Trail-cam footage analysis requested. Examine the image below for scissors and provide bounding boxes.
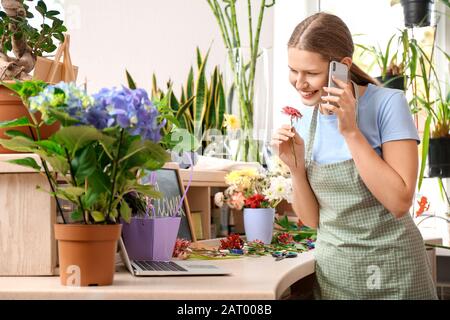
[272,251,298,261]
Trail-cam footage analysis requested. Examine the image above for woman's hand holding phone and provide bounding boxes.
[321,76,359,137]
[271,125,305,171]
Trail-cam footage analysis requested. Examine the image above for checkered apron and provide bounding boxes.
[306,81,437,300]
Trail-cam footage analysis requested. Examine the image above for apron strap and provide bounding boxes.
[305,81,360,165]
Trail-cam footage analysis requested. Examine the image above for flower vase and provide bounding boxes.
[224,47,271,163]
[243,208,275,244]
[121,216,181,262]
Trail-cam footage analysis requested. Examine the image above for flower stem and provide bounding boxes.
[64,147,87,224]
[107,129,124,220]
[290,118,297,168]
[26,115,66,224]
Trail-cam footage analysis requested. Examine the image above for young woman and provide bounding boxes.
[271,12,437,300]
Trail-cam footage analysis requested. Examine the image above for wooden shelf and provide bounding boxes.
[0,153,56,276]
[180,168,228,240]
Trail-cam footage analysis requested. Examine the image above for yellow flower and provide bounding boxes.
[223,114,240,130]
[225,168,260,190]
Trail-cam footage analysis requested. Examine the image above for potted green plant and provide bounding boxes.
[0,0,68,152]
[356,30,409,90]
[0,80,170,286]
[401,28,450,188]
[358,22,449,191]
[151,48,226,163]
[0,0,66,80]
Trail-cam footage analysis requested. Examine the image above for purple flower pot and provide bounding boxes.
[121,216,181,261]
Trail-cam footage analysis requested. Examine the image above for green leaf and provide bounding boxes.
[81,189,100,209]
[4,130,32,139]
[216,74,226,129]
[38,0,47,11]
[119,200,131,223]
[196,46,203,70]
[43,44,57,53]
[61,186,85,198]
[125,70,137,89]
[2,80,47,102]
[418,115,432,190]
[36,5,45,16]
[91,211,106,223]
[111,208,119,219]
[46,10,59,17]
[193,58,208,137]
[206,67,218,129]
[53,32,64,42]
[0,117,34,129]
[151,73,158,99]
[87,169,111,195]
[72,145,97,182]
[131,184,162,199]
[163,114,180,127]
[35,151,69,176]
[275,216,291,229]
[53,126,108,157]
[176,96,195,121]
[121,139,169,170]
[35,140,64,155]
[70,210,83,222]
[7,157,41,171]
[53,189,76,202]
[186,67,194,98]
[0,136,38,152]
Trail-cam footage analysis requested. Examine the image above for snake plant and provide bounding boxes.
[151,47,227,147]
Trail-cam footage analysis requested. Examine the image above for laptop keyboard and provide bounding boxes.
[134,260,188,272]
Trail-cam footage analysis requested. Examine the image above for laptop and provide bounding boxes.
[119,237,230,276]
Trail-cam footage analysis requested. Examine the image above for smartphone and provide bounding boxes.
[327,61,348,107]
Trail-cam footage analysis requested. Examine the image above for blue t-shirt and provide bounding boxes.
[294,83,420,165]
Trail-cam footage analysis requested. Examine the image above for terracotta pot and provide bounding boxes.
[0,83,60,153]
[54,224,122,286]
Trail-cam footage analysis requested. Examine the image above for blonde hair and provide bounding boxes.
[288,12,379,86]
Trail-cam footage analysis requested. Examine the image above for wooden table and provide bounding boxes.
[0,238,316,300]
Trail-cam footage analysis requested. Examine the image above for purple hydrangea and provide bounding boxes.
[85,86,164,142]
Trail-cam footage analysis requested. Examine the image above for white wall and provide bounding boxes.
[272,0,318,133]
[62,0,274,97]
